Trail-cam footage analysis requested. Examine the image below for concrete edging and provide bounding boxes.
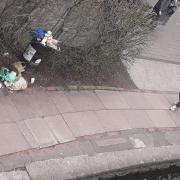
[25,145,180,180]
[45,85,179,94]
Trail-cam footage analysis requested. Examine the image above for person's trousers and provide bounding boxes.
[176,101,180,108]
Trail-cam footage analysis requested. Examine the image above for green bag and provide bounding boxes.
[0,67,16,83]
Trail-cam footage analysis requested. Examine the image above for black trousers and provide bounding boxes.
[176,92,180,108]
[176,101,180,108]
[153,0,172,13]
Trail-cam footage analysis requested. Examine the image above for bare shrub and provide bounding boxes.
[0,0,156,85]
[0,0,42,58]
[42,0,155,84]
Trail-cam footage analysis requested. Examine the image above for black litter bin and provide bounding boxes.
[22,40,52,66]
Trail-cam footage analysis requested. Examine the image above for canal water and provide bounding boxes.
[102,166,180,180]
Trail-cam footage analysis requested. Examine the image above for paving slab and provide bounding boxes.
[164,93,178,105]
[10,92,40,120]
[119,128,148,136]
[10,90,58,119]
[44,115,75,143]
[0,170,30,180]
[29,141,82,162]
[151,131,170,147]
[16,121,39,148]
[0,88,9,96]
[0,123,29,156]
[126,8,180,91]
[122,110,154,129]
[24,118,57,148]
[142,7,180,63]
[165,130,180,145]
[168,110,180,127]
[90,135,132,153]
[77,140,96,156]
[146,110,176,128]
[127,59,180,91]
[93,137,127,147]
[0,95,21,123]
[65,90,104,111]
[128,133,154,148]
[121,92,152,109]
[63,111,105,137]
[27,90,59,117]
[95,90,129,109]
[47,91,75,113]
[143,93,170,109]
[95,110,131,132]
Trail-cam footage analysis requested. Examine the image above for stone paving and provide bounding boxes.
[1,119,180,179]
[0,88,179,173]
[0,90,177,155]
[126,6,180,91]
[0,89,178,155]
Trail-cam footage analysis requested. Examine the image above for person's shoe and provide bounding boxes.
[169,105,177,111]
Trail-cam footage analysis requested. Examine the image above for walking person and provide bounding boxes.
[169,92,180,111]
[153,0,177,16]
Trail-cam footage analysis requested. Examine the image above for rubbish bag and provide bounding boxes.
[11,61,26,75]
[0,67,16,84]
[0,66,27,90]
[8,76,27,91]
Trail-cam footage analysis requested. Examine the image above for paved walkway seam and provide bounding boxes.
[138,55,180,65]
[46,86,179,94]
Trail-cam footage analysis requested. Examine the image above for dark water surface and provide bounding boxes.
[102,166,180,180]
